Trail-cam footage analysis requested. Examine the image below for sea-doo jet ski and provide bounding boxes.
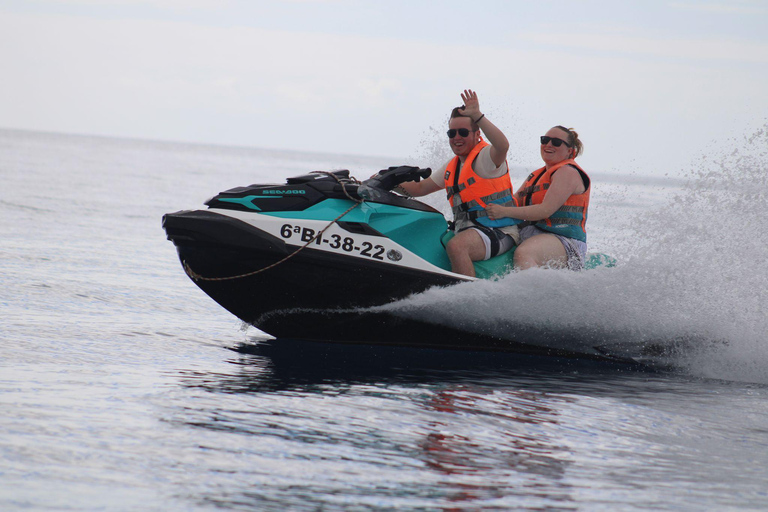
[163,166,620,359]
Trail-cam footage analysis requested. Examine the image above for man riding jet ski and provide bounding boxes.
[398,89,520,277]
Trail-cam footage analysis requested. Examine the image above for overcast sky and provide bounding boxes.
[1,0,766,175]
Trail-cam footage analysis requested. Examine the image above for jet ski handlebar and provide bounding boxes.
[357,165,432,200]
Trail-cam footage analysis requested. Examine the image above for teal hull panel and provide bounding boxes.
[264,199,453,270]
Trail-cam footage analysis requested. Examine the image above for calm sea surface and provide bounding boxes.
[2,128,768,511]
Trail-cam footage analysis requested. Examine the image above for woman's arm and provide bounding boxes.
[486,166,584,221]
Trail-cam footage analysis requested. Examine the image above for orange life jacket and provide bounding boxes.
[444,141,517,229]
[517,159,590,242]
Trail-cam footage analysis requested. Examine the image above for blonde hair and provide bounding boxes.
[554,125,583,158]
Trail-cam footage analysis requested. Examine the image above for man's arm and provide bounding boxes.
[398,177,442,197]
[460,89,509,168]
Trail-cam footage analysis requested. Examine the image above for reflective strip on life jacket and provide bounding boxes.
[453,190,513,211]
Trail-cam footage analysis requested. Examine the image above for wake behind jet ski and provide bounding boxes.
[162,166,619,360]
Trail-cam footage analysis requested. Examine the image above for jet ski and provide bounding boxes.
[163,166,621,360]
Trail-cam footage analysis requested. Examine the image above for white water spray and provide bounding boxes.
[383,124,768,383]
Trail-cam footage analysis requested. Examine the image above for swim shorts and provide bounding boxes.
[462,225,516,260]
[519,225,587,270]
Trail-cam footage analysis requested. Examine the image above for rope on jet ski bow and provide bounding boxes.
[183,171,363,282]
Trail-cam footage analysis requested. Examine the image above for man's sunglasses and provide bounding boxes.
[540,136,571,148]
[447,128,473,138]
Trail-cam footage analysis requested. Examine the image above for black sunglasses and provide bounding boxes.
[540,135,571,148]
[447,128,472,138]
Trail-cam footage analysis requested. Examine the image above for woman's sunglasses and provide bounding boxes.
[540,136,571,148]
[447,128,472,138]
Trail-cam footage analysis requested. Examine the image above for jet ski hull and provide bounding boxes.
[163,168,626,363]
[163,209,463,327]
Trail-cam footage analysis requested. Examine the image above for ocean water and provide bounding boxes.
[2,127,768,510]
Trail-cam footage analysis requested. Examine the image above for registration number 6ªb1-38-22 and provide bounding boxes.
[280,224,385,260]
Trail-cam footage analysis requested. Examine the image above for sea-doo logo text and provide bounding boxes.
[262,190,305,195]
[279,223,385,261]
